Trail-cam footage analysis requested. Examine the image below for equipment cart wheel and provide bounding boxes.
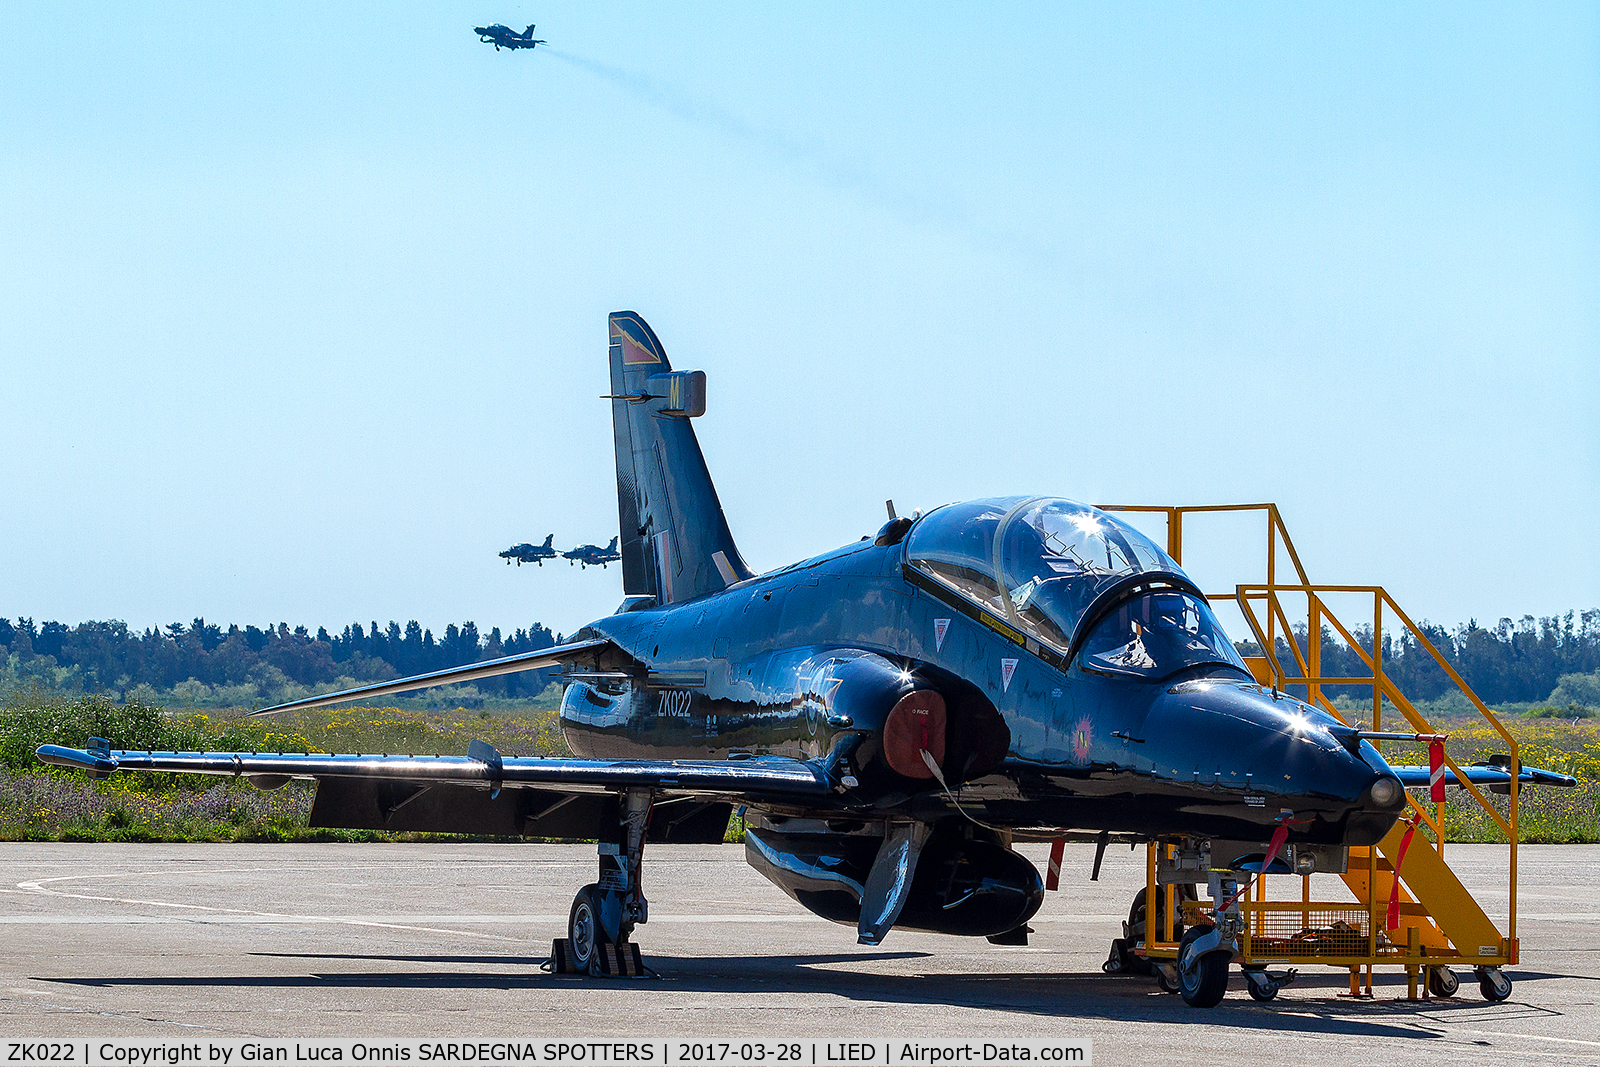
[1177,925,1229,1008]
[1475,966,1512,1002]
[1155,964,1180,994]
[1243,969,1278,1001]
[1427,965,1460,998]
[567,884,605,974]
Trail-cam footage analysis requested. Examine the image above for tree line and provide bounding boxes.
[0,616,560,707]
[1240,609,1600,707]
[2,608,1598,711]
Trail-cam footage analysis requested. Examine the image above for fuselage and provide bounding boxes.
[560,499,1406,847]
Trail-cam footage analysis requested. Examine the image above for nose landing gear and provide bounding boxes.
[1177,924,1234,1007]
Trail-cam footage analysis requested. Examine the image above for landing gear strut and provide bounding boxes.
[1175,869,1246,1007]
[553,787,653,977]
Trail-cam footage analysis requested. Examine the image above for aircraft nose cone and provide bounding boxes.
[1143,678,1406,845]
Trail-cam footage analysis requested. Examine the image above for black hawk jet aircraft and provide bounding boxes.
[501,534,557,566]
[40,311,1576,1005]
[563,536,621,569]
[474,23,545,50]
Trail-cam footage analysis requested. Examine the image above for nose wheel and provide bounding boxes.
[1177,925,1231,1007]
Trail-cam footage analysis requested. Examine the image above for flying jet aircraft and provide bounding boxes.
[474,23,545,50]
[39,311,1576,1005]
[500,534,558,566]
[563,536,621,569]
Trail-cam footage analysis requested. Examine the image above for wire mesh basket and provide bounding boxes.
[1245,907,1371,958]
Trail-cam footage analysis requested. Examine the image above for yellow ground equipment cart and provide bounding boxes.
[1095,504,1548,1006]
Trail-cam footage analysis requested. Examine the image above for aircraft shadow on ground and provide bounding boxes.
[38,955,1560,1039]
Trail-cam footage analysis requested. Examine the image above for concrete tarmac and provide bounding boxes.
[1,842,1597,1065]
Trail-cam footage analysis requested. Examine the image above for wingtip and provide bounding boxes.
[36,743,118,774]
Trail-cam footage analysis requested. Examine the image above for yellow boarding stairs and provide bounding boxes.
[1096,504,1531,1005]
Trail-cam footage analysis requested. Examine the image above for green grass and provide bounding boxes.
[1,694,570,843]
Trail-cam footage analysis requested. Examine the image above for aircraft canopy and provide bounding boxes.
[906,497,1247,678]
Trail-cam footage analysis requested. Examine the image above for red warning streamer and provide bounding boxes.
[1216,821,1292,913]
[1428,739,1446,803]
[1386,815,1422,931]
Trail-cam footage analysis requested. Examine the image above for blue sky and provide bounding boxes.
[3,2,1596,641]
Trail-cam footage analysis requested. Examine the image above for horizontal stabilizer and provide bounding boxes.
[249,637,613,715]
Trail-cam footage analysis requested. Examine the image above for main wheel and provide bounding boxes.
[568,884,605,974]
[1177,925,1229,1008]
[1427,965,1459,998]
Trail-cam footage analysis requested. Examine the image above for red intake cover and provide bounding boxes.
[882,690,947,779]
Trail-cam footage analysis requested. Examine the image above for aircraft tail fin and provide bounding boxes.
[608,311,752,605]
[542,534,554,549]
[525,24,536,36]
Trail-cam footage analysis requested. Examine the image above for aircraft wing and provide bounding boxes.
[32,742,838,799]
[1389,763,1579,789]
[34,632,849,828]
[248,636,614,716]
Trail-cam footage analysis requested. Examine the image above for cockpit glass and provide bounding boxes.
[996,499,1171,649]
[1079,590,1248,679]
[906,496,1192,653]
[902,499,1010,614]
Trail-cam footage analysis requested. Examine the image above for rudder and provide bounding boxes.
[608,312,752,605]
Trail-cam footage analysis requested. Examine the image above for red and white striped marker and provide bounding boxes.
[1046,837,1065,891]
[1428,739,1446,803]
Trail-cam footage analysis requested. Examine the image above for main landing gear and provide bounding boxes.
[1103,884,1197,976]
[551,787,653,978]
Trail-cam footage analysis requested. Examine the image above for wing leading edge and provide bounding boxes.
[34,740,842,800]
[249,636,613,716]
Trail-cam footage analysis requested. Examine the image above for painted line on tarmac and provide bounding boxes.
[8,882,526,942]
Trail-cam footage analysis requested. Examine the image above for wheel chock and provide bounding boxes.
[549,938,645,977]
[596,941,645,977]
